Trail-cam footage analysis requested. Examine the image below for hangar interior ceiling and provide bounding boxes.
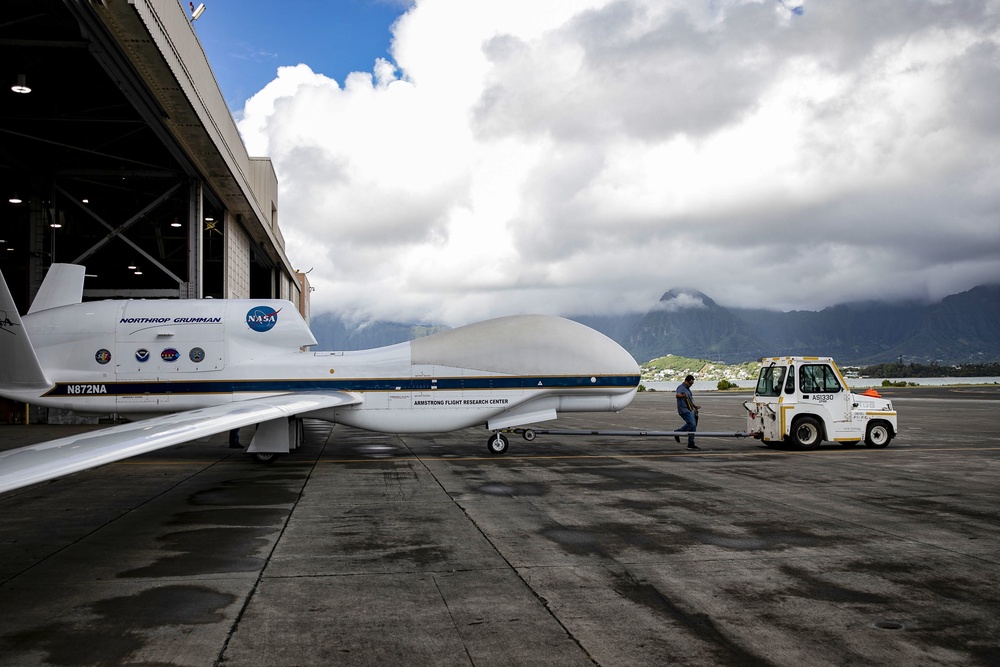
[0,0,280,312]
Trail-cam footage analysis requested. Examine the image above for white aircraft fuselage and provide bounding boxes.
[0,264,640,492]
[14,297,639,432]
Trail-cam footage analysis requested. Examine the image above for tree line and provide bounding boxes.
[859,362,1000,378]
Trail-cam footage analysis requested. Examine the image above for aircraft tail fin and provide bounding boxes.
[0,269,51,392]
[28,263,85,314]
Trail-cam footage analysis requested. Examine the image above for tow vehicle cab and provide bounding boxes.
[744,356,897,450]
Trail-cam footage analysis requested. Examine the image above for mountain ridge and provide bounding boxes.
[307,284,1000,365]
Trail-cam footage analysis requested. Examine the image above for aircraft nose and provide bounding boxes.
[606,338,642,381]
[560,318,640,384]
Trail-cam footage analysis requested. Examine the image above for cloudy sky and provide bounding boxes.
[196,0,1000,325]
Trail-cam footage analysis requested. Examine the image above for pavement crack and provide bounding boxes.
[212,425,332,667]
[431,573,476,666]
[399,436,600,667]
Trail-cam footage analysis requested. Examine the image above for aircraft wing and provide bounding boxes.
[0,392,361,495]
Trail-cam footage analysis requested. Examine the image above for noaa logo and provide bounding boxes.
[246,306,280,333]
[135,348,150,363]
[161,348,180,363]
[95,349,111,365]
[0,310,19,335]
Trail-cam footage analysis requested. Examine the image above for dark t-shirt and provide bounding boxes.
[676,383,694,414]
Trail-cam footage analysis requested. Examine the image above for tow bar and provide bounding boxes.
[503,428,753,441]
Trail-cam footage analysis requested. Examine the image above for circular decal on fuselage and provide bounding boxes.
[95,349,111,365]
[189,347,205,363]
[161,348,180,363]
[135,348,150,363]
[246,306,280,332]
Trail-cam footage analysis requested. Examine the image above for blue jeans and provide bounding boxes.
[677,410,697,446]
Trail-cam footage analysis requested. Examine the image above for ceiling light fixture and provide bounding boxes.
[8,195,22,204]
[11,74,31,94]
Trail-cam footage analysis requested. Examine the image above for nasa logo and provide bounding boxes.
[95,349,111,365]
[161,348,180,363]
[135,348,150,363]
[246,306,280,333]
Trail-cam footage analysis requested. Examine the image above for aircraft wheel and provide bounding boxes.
[522,429,536,441]
[486,433,509,455]
[790,416,823,450]
[864,422,892,448]
[251,452,280,464]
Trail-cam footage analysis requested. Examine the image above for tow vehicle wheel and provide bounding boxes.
[251,452,280,464]
[486,432,509,455]
[790,416,823,450]
[522,429,536,442]
[864,422,892,448]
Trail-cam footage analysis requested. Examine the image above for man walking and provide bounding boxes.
[675,375,700,450]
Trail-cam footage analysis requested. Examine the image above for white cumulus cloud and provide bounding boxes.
[238,0,1000,325]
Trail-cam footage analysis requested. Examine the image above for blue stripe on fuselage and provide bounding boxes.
[43,375,641,397]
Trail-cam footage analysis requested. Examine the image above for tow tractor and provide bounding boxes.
[744,356,897,450]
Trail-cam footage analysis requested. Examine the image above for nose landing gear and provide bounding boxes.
[486,432,509,455]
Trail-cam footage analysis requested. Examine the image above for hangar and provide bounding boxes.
[1,0,304,310]
[1,0,307,422]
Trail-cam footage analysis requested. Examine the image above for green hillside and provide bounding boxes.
[641,354,760,384]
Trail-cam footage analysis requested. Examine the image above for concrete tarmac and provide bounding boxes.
[0,386,998,666]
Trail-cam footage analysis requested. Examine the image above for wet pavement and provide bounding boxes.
[0,386,998,665]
